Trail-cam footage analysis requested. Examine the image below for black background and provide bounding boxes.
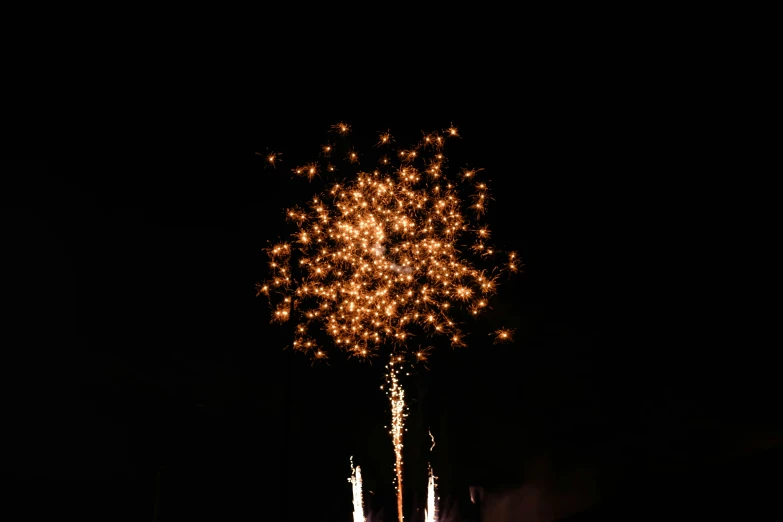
[6,49,780,521]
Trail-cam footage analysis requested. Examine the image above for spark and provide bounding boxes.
[507,251,521,273]
[310,349,328,366]
[258,151,281,168]
[292,162,318,181]
[377,131,393,146]
[450,332,466,348]
[349,457,365,522]
[460,167,483,179]
[415,346,433,363]
[260,122,518,363]
[333,122,351,134]
[493,328,515,344]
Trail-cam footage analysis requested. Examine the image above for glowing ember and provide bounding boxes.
[349,457,365,522]
[493,327,515,344]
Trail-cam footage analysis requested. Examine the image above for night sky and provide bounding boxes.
[6,90,780,521]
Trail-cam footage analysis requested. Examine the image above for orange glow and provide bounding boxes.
[378,131,393,146]
[333,122,351,134]
[259,151,280,168]
[260,122,518,363]
[493,328,515,344]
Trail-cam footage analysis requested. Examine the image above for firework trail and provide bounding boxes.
[425,463,437,522]
[425,428,438,522]
[349,457,365,522]
[258,123,518,364]
[386,357,406,522]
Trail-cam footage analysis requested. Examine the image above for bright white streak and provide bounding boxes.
[425,464,437,522]
[350,457,365,522]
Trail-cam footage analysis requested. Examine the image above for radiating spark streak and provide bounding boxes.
[425,463,437,522]
[333,122,351,134]
[388,359,406,522]
[349,457,365,522]
[260,122,518,364]
[257,151,281,168]
[492,327,515,344]
[429,428,436,452]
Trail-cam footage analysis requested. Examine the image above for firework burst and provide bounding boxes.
[259,123,517,363]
